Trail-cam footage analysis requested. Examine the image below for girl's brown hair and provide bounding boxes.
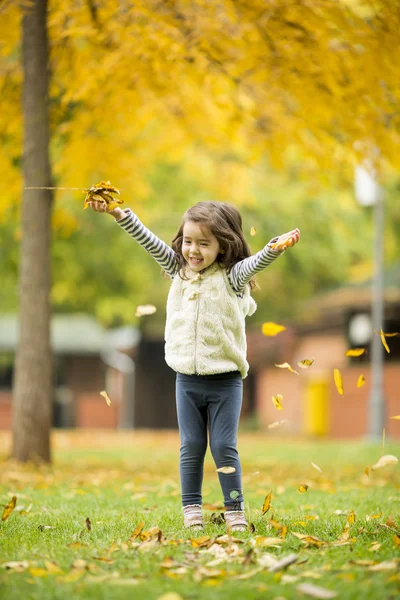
[171,201,258,290]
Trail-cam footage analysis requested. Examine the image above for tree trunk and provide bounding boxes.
[12,0,53,462]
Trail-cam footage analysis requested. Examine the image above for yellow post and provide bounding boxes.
[304,378,328,436]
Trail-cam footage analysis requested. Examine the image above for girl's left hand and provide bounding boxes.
[270,228,300,251]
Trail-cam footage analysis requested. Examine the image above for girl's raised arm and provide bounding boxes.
[116,209,178,277]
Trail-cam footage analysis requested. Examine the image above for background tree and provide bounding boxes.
[12,0,53,462]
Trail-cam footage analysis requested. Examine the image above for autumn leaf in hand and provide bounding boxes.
[83,180,123,210]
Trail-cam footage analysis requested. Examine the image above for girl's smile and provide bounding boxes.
[182,221,222,271]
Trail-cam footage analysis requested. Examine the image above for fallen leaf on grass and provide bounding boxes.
[268,420,288,429]
[275,362,299,375]
[345,348,365,357]
[2,495,16,521]
[297,582,337,598]
[356,375,366,388]
[368,542,381,552]
[347,510,356,525]
[262,492,272,515]
[291,532,327,547]
[100,390,112,406]
[366,513,382,521]
[333,369,344,396]
[268,553,298,572]
[368,560,399,571]
[393,534,400,547]
[371,455,398,470]
[255,536,285,547]
[311,463,322,473]
[262,322,286,336]
[1,561,30,571]
[272,394,283,410]
[135,304,157,317]
[86,517,92,531]
[297,358,314,368]
[215,466,236,474]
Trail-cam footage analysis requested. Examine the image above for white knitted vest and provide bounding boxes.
[164,262,257,378]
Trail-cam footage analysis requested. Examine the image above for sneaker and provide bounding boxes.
[224,510,248,532]
[183,504,203,529]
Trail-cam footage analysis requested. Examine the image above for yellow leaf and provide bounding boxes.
[250,227,257,236]
[347,510,356,525]
[345,348,365,357]
[380,329,390,353]
[333,369,344,395]
[268,420,288,429]
[371,454,398,470]
[261,322,286,336]
[255,536,284,547]
[393,534,400,547]
[2,496,16,521]
[272,394,283,410]
[298,484,309,493]
[130,522,145,540]
[262,492,272,515]
[135,304,157,317]
[356,375,366,388]
[29,568,49,577]
[311,462,322,473]
[215,466,236,474]
[100,390,112,406]
[365,467,370,476]
[390,415,400,420]
[297,358,314,368]
[296,583,337,598]
[366,513,382,521]
[368,541,381,552]
[275,362,299,375]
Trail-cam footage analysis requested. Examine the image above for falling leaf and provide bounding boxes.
[311,462,322,473]
[379,329,390,353]
[347,510,356,525]
[333,369,344,396]
[100,390,112,406]
[297,358,315,368]
[268,420,288,429]
[371,454,398,470]
[250,227,257,236]
[345,348,365,357]
[262,492,272,515]
[298,484,309,493]
[275,362,299,375]
[2,496,16,521]
[262,322,286,336]
[215,466,236,474]
[135,304,157,317]
[272,394,283,410]
[382,427,386,451]
[391,415,400,420]
[356,375,366,388]
[365,467,370,476]
[296,582,337,599]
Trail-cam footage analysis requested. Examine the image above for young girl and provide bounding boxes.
[88,199,300,531]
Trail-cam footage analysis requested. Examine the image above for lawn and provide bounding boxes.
[1,430,399,600]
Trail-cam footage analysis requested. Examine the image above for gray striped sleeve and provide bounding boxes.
[228,239,284,293]
[116,209,178,277]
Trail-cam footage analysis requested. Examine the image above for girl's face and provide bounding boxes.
[182,220,222,272]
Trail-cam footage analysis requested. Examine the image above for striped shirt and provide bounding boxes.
[116,209,283,294]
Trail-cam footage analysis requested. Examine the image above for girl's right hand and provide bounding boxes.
[86,200,125,220]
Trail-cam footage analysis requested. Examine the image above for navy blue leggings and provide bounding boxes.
[176,371,244,509]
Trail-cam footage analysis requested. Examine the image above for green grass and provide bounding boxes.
[1,431,400,599]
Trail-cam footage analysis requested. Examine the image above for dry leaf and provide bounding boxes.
[298,484,309,493]
[391,415,400,420]
[393,534,400,547]
[255,536,285,547]
[262,492,272,515]
[368,560,399,571]
[2,496,16,521]
[371,454,398,470]
[86,517,92,531]
[83,180,122,209]
[356,375,366,388]
[272,394,283,410]
[368,541,381,552]
[296,582,337,599]
[250,227,257,236]
[135,304,157,317]
[275,362,299,375]
[345,348,365,357]
[268,420,288,429]
[347,510,356,525]
[333,369,344,396]
[297,358,315,368]
[379,329,390,353]
[100,390,112,406]
[262,322,286,336]
[215,466,236,474]
[311,462,322,473]
[268,553,298,572]
[1,561,30,571]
